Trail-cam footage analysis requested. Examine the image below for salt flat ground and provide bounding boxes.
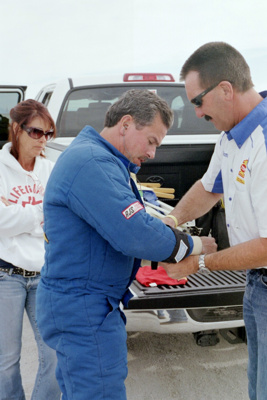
[21,313,249,400]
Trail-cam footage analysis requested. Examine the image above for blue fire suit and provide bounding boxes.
[36,126,193,400]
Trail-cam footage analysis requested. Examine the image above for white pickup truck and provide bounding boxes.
[0,75,246,346]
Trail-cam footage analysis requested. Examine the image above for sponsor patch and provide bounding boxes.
[236,176,245,184]
[122,201,144,219]
[236,159,248,184]
[174,240,188,262]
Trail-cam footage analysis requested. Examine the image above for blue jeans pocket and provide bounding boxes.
[260,275,267,287]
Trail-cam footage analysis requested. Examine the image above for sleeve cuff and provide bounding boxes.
[162,227,192,263]
[191,236,203,255]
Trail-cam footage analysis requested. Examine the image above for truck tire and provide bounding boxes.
[193,331,220,347]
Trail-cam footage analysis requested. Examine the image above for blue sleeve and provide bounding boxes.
[67,155,193,262]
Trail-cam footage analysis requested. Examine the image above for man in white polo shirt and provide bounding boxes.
[162,42,267,400]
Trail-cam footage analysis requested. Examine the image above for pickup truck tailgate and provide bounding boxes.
[127,270,246,309]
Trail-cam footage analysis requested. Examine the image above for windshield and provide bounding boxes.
[57,84,218,137]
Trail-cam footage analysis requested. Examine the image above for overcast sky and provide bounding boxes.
[2,0,267,98]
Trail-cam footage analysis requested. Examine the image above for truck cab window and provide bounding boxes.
[0,90,23,148]
[42,92,53,107]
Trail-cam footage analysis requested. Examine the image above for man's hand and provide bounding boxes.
[200,236,217,254]
[161,237,217,280]
[161,256,199,280]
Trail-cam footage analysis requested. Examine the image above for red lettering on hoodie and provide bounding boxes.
[8,185,43,206]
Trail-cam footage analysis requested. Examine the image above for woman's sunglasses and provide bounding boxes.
[21,125,54,141]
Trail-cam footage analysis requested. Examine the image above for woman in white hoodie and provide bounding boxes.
[0,100,61,400]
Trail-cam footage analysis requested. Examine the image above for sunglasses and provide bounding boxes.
[190,83,219,107]
[21,125,54,141]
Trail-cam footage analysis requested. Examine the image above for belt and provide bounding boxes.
[0,266,40,277]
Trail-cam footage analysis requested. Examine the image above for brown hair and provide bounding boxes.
[9,99,56,159]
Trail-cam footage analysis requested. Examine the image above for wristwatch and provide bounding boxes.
[198,254,211,275]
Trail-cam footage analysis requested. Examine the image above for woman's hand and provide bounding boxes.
[1,196,10,206]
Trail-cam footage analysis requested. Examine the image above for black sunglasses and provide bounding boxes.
[22,125,54,141]
[190,83,219,107]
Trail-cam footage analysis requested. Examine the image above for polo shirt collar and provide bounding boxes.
[226,97,267,148]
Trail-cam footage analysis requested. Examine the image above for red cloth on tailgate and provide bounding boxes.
[136,265,187,287]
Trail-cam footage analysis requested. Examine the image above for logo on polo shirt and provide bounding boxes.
[236,159,248,184]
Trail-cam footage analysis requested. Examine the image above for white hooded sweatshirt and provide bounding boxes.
[0,143,54,271]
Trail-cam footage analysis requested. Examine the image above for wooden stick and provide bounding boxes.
[154,191,175,199]
[151,187,175,194]
[139,182,161,188]
[139,184,175,194]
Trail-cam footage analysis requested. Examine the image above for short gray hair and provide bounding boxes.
[180,42,254,93]
[104,89,173,129]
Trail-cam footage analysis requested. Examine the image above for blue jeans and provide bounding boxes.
[0,271,61,400]
[243,270,267,400]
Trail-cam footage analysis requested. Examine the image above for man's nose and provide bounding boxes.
[147,148,156,159]
[195,107,205,118]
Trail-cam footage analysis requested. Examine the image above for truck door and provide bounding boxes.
[0,86,27,148]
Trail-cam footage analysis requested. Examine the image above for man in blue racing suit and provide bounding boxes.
[36,89,216,400]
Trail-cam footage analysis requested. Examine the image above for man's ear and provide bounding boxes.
[119,115,133,136]
[219,81,233,100]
